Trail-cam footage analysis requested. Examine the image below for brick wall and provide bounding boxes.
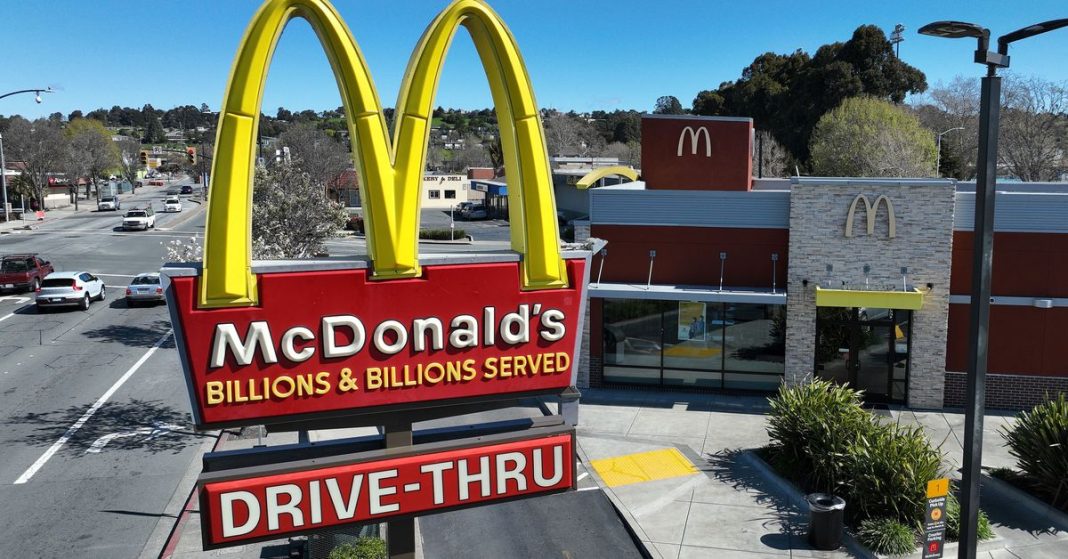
[944,372,1068,410]
[589,355,603,388]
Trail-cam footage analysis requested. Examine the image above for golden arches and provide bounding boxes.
[574,166,639,190]
[201,0,565,308]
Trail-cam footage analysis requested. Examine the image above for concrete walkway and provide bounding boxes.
[575,388,1068,559]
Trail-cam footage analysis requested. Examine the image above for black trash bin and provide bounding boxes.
[806,493,846,550]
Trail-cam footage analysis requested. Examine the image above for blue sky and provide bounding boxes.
[3,0,1067,120]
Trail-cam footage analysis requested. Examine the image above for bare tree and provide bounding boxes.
[913,77,981,178]
[3,118,68,208]
[450,135,491,172]
[278,122,350,188]
[754,130,791,178]
[544,112,585,156]
[252,159,348,259]
[1000,76,1068,182]
[116,138,144,187]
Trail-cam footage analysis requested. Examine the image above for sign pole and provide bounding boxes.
[385,420,416,559]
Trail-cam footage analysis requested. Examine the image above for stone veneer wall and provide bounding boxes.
[573,220,592,388]
[784,181,956,409]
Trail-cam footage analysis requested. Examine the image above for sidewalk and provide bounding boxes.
[575,388,1068,559]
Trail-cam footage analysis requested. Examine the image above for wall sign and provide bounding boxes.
[845,194,897,238]
[199,429,574,549]
[923,478,949,559]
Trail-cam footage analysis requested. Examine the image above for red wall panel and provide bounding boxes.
[946,304,1068,376]
[951,231,1068,297]
[641,116,753,191]
[590,225,789,288]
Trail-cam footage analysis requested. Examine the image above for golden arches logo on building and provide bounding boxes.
[845,194,896,239]
[201,0,565,308]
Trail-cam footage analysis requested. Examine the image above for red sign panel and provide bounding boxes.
[200,432,574,548]
[168,259,587,429]
[641,115,753,191]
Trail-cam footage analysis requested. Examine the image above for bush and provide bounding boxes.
[844,422,943,524]
[419,228,466,240]
[945,492,993,542]
[1000,393,1068,508]
[766,379,872,492]
[856,517,916,556]
[329,537,386,559]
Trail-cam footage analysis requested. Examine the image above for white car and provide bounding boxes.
[97,196,121,211]
[125,273,165,306]
[163,196,182,212]
[123,208,156,230]
[35,271,106,311]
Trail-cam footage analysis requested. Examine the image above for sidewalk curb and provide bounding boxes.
[981,472,1068,532]
[573,436,659,559]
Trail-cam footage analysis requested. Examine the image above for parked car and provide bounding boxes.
[462,204,488,220]
[35,271,106,311]
[0,254,54,292]
[134,180,144,188]
[180,184,194,195]
[122,207,156,230]
[456,201,475,213]
[125,273,165,306]
[97,196,121,211]
[163,196,182,212]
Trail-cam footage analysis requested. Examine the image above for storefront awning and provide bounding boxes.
[589,282,786,305]
[815,287,924,310]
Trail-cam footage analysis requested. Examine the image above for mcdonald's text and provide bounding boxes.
[200,433,574,547]
[169,260,586,428]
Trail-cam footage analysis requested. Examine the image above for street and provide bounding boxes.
[0,180,211,559]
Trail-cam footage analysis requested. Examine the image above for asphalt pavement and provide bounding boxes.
[0,180,212,559]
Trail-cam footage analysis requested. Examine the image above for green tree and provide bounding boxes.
[653,95,685,115]
[809,97,936,177]
[692,25,926,164]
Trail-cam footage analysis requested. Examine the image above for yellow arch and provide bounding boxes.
[201,0,565,308]
[574,166,639,190]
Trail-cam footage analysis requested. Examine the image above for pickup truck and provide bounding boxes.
[122,208,156,230]
[0,254,54,292]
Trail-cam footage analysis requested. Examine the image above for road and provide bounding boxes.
[0,180,211,559]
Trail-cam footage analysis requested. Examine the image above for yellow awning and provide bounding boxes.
[815,287,924,310]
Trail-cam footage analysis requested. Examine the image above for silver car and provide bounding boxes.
[35,271,106,311]
[125,273,165,306]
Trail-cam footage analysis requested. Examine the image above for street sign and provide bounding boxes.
[198,427,574,549]
[923,478,949,559]
[152,145,162,155]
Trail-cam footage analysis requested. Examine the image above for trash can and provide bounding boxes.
[806,493,846,550]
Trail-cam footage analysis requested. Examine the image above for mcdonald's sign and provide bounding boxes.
[163,0,592,430]
[845,194,897,238]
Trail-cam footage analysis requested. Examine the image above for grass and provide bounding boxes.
[419,228,466,240]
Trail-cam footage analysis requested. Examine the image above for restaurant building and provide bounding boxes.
[576,114,1068,410]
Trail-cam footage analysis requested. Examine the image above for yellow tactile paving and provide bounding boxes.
[590,448,699,488]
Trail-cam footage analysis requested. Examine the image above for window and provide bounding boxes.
[602,299,786,391]
[444,190,457,199]
[428,190,441,199]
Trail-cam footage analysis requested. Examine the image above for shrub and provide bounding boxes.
[419,228,466,240]
[844,422,944,524]
[944,492,993,542]
[329,537,386,559]
[766,379,872,492]
[1000,393,1068,508]
[856,517,916,556]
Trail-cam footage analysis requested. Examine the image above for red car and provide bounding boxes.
[0,254,55,292]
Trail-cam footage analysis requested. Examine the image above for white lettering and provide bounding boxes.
[458,456,492,501]
[265,484,304,531]
[449,315,478,348]
[220,491,260,538]
[280,326,315,363]
[533,446,564,487]
[420,462,454,505]
[539,309,566,342]
[499,304,530,345]
[496,451,527,494]
[368,469,400,514]
[483,307,496,346]
[309,480,321,525]
[210,322,277,368]
[326,475,363,519]
[412,317,444,352]
[373,320,408,355]
[322,315,366,358]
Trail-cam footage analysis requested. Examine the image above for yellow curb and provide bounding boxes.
[591,448,698,488]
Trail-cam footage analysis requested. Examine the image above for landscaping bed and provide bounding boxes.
[760,380,993,556]
[990,393,1068,516]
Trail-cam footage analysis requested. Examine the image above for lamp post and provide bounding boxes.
[919,18,1068,559]
[936,127,964,177]
[0,87,54,222]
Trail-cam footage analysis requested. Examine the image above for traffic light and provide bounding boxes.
[139,150,148,166]
[186,147,197,165]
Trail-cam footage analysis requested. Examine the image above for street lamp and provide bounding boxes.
[935,127,964,177]
[0,87,55,223]
[919,18,1068,559]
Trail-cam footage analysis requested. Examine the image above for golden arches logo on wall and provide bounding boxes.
[845,194,896,239]
[202,0,565,308]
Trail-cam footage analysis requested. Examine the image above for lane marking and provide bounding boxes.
[0,304,33,323]
[576,472,589,482]
[13,330,173,485]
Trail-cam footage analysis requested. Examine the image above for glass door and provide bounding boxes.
[815,308,910,404]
